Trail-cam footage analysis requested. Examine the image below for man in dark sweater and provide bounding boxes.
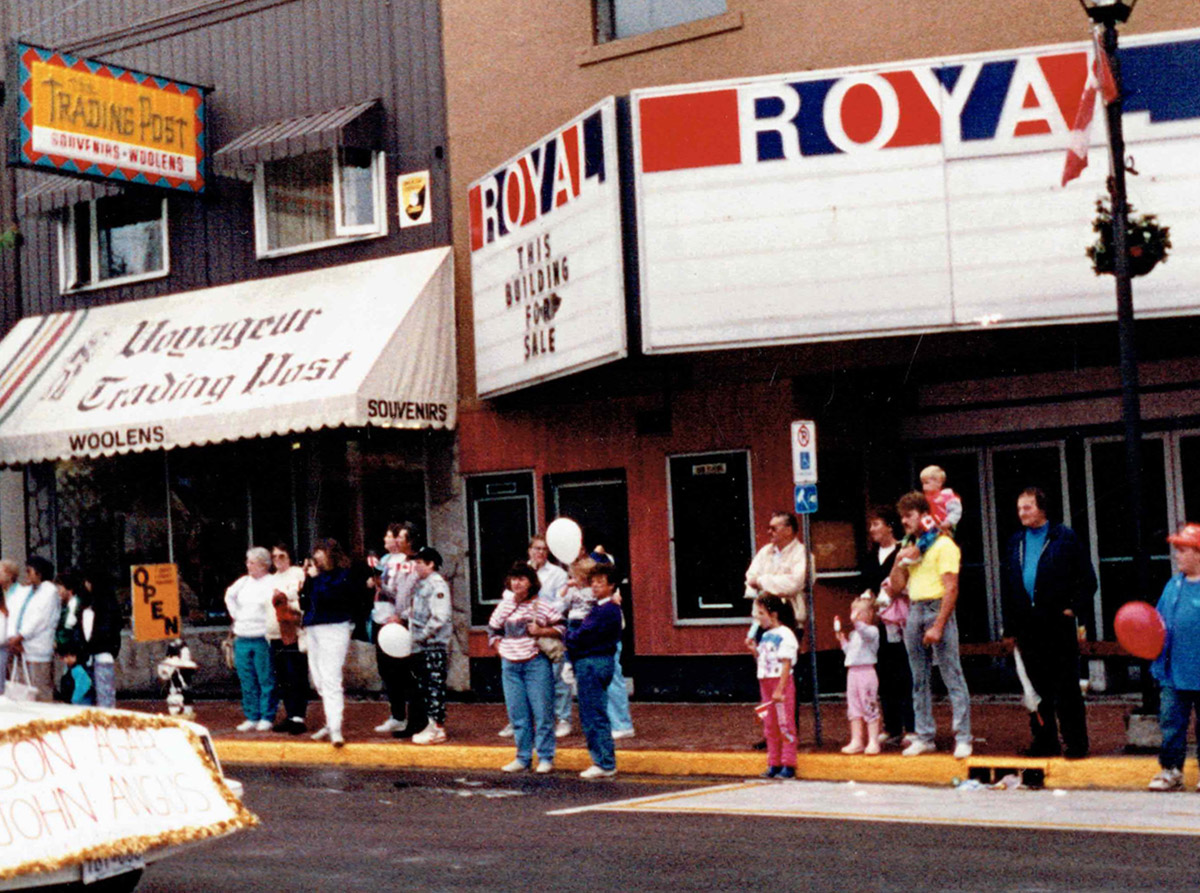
[565,564,624,779]
[1001,487,1098,758]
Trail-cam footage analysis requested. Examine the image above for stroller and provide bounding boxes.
[156,638,198,717]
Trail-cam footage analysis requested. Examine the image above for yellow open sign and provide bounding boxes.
[130,563,181,642]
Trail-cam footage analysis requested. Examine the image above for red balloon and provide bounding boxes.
[1114,601,1166,660]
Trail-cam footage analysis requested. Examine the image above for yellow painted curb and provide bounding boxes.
[214,739,1169,790]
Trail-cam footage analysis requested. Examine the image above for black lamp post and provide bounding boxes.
[1079,0,1155,713]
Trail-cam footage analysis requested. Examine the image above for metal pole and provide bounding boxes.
[1093,13,1156,715]
[802,513,821,745]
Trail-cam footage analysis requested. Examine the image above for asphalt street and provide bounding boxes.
[137,767,1199,892]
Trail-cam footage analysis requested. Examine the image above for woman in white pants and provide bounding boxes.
[300,540,358,747]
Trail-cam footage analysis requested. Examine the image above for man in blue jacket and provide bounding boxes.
[1001,487,1097,758]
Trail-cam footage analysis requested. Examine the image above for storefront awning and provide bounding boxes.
[212,99,382,178]
[0,247,455,465]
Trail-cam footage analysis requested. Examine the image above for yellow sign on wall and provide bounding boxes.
[130,563,181,642]
[15,42,208,192]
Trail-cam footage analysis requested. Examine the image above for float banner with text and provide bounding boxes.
[0,711,256,881]
[131,564,181,642]
[11,41,207,192]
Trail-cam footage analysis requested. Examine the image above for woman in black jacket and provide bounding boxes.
[301,539,359,747]
[862,506,914,746]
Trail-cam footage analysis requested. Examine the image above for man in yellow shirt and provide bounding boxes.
[888,491,973,759]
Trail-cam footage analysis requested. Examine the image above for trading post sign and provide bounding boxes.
[9,42,208,193]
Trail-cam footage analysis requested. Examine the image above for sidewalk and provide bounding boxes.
[126,694,1179,791]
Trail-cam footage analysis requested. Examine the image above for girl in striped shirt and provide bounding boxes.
[488,561,564,773]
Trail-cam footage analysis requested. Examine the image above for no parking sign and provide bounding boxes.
[791,420,817,485]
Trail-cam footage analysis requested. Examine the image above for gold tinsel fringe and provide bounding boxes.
[0,709,259,881]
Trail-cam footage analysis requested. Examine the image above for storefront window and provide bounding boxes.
[50,432,427,624]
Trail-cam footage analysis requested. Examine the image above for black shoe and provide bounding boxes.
[761,766,781,778]
[778,767,796,779]
[1020,743,1061,758]
[286,720,307,735]
[272,720,291,733]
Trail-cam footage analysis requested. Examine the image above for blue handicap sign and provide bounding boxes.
[794,483,818,515]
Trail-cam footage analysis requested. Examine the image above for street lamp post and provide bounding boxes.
[1079,0,1156,715]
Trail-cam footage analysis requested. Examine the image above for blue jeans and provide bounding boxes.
[903,600,971,745]
[92,659,116,708]
[607,639,633,732]
[234,636,276,722]
[553,659,573,723]
[501,655,556,765]
[575,654,616,770]
[1158,685,1200,771]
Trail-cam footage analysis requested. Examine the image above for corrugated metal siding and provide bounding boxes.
[5,0,451,321]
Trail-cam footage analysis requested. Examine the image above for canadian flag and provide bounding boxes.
[1061,28,1121,187]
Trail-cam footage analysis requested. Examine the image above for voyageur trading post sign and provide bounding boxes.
[9,41,208,193]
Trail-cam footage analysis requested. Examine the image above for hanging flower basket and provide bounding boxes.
[1086,197,1171,278]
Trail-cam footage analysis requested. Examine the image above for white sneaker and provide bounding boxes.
[902,739,937,757]
[254,719,273,732]
[535,760,554,774]
[953,741,973,759]
[498,724,515,738]
[311,726,330,741]
[580,765,617,779]
[331,731,345,748]
[1148,768,1184,792]
[501,759,528,773]
[412,723,447,745]
[375,717,407,734]
[235,720,255,732]
[554,720,572,738]
[612,728,635,740]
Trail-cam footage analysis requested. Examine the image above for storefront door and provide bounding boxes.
[466,472,536,626]
[546,470,633,655]
[667,450,754,623]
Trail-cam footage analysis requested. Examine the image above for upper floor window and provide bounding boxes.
[595,0,727,42]
[60,193,168,293]
[253,147,386,257]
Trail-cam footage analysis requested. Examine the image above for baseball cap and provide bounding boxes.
[1166,523,1200,550]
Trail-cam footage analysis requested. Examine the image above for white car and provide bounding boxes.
[0,697,253,892]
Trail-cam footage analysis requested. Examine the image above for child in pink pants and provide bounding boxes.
[836,596,881,755]
[753,594,799,779]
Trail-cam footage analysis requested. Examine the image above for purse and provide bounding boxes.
[221,632,236,670]
[537,636,564,663]
[6,654,38,702]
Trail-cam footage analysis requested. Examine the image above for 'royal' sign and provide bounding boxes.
[469,97,626,398]
[10,42,208,193]
[632,30,1200,354]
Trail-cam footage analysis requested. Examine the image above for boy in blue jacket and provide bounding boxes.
[565,564,623,779]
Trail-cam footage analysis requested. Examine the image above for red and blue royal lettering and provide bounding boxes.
[639,38,1200,173]
[470,109,607,251]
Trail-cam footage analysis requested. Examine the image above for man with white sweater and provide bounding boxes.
[6,556,62,701]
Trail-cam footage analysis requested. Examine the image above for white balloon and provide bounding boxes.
[377,622,412,658]
[545,517,583,565]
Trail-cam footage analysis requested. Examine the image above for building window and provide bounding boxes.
[60,194,168,292]
[254,147,386,256]
[595,0,726,42]
[466,472,536,626]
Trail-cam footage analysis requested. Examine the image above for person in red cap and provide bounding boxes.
[1148,523,1200,791]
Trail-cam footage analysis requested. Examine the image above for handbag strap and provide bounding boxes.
[8,652,29,684]
[15,585,33,635]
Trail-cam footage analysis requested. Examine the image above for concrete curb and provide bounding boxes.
[213,740,1178,791]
